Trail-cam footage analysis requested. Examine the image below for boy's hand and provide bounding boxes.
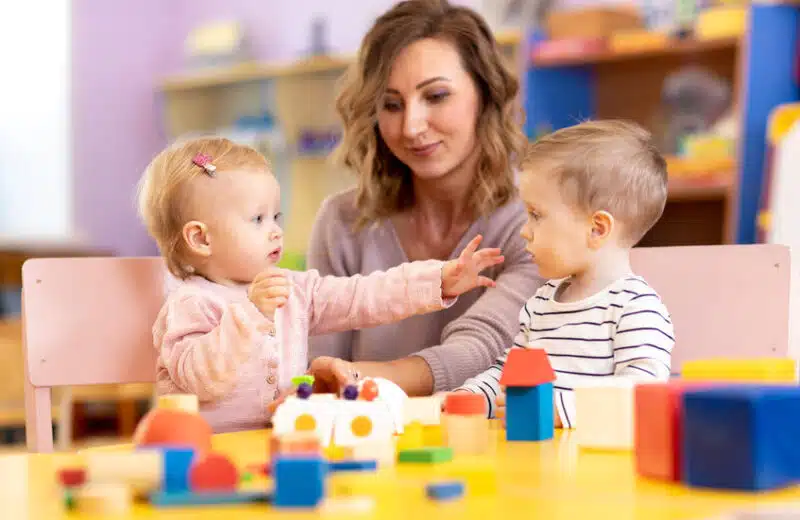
[441,235,504,298]
[495,390,506,420]
[248,268,289,319]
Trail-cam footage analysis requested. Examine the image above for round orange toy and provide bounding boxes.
[133,408,212,454]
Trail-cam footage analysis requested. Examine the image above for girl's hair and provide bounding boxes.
[137,136,269,279]
[334,0,526,228]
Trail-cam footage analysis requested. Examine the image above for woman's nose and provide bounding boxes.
[403,102,428,139]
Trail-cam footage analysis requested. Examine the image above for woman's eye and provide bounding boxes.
[383,100,402,112]
[427,91,450,103]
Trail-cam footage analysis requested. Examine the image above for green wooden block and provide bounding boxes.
[398,447,453,464]
[291,375,315,386]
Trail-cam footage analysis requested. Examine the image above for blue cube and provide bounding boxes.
[506,382,554,442]
[273,456,327,508]
[683,385,800,490]
[162,447,196,493]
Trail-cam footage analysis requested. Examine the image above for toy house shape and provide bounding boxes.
[499,348,557,442]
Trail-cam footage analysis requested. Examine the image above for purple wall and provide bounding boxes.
[72,1,186,256]
[72,0,482,255]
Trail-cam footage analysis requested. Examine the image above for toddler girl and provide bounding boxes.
[137,137,502,432]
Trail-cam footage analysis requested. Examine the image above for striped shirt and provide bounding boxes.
[457,275,674,427]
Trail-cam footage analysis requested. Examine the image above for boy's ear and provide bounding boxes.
[183,220,212,257]
[588,210,614,248]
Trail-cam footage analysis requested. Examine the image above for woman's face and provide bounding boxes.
[377,38,481,181]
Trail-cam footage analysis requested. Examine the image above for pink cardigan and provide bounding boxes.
[153,261,451,432]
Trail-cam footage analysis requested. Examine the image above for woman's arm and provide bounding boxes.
[306,195,356,361]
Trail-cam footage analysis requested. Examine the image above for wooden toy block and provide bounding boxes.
[271,431,322,458]
[86,451,162,497]
[499,348,557,442]
[359,377,408,434]
[332,400,394,447]
[58,468,86,488]
[329,460,378,472]
[681,358,798,384]
[506,384,554,442]
[74,483,132,515]
[403,396,442,426]
[398,446,453,464]
[426,481,465,501]
[683,386,800,490]
[575,379,635,450]
[133,408,212,455]
[423,424,444,446]
[443,393,490,455]
[349,439,395,467]
[397,421,424,451]
[189,452,238,491]
[634,381,714,481]
[157,393,199,413]
[272,396,336,447]
[160,447,195,494]
[273,456,327,508]
[329,471,390,497]
[150,490,271,507]
[324,444,347,461]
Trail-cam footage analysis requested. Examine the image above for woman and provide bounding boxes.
[307,0,543,396]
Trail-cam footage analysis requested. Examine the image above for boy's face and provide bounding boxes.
[519,171,593,280]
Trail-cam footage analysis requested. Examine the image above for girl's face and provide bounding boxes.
[377,38,481,183]
[182,169,284,285]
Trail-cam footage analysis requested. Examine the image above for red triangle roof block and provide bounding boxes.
[499,348,556,387]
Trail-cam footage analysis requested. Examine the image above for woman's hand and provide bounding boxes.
[441,235,504,298]
[307,356,359,394]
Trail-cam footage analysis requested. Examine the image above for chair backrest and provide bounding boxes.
[22,257,165,451]
[630,244,791,372]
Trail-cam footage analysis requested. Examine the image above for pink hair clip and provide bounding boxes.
[192,153,216,176]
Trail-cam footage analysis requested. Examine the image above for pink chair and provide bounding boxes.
[631,244,791,372]
[22,257,165,452]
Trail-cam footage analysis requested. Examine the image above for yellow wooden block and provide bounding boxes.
[324,445,348,461]
[422,425,444,447]
[397,421,424,451]
[157,393,199,414]
[681,358,798,383]
[439,457,498,496]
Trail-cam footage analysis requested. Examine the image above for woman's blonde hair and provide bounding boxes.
[334,0,525,228]
[137,136,269,279]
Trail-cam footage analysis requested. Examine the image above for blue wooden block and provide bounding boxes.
[329,460,377,472]
[273,456,327,508]
[506,383,553,442]
[683,386,800,491]
[151,490,271,507]
[426,481,464,501]
[161,447,195,493]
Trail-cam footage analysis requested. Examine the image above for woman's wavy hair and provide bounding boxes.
[334,0,526,228]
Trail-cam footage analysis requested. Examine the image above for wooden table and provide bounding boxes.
[4,425,800,519]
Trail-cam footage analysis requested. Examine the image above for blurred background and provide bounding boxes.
[0,0,797,449]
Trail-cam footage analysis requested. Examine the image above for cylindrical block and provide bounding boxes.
[86,451,162,497]
[443,414,490,455]
[157,393,199,413]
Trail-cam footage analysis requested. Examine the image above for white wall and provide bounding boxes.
[0,1,72,239]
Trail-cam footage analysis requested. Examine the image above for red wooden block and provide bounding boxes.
[634,381,713,481]
[499,348,555,388]
[58,468,86,487]
[189,453,239,491]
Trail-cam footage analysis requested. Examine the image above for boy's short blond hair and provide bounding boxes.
[522,120,668,245]
[137,136,269,279]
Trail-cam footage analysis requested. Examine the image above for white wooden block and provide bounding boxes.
[403,396,442,426]
[271,397,336,446]
[574,379,635,450]
[86,451,162,496]
[75,483,132,515]
[349,439,396,468]
[333,401,394,447]
[359,377,408,434]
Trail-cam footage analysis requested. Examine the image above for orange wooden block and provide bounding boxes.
[443,393,487,415]
[499,349,555,387]
[634,381,713,481]
[189,453,239,491]
[133,408,212,455]
[270,432,322,458]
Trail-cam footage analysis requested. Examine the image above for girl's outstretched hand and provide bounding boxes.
[441,235,504,298]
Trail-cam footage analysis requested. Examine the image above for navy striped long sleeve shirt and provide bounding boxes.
[457,275,675,427]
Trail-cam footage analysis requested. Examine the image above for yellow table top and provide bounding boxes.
[5,425,800,519]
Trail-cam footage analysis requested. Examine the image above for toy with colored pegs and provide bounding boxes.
[359,379,379,401]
